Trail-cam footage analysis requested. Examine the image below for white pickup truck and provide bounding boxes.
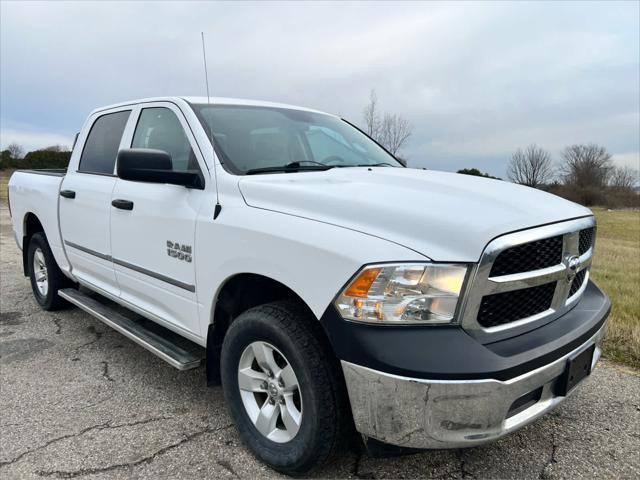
[8,97,610,474]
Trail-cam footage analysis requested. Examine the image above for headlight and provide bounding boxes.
[335,263,468,324]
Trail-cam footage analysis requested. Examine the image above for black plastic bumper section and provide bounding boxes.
[319,281,610,382]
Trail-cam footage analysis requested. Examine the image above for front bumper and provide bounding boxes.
[341,323,605,449]
[325,281,611,449]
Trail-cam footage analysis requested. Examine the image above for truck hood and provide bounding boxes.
[238,168,592,262]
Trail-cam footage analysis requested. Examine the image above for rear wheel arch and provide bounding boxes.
[22,213,45,276]
[26,231,72,310]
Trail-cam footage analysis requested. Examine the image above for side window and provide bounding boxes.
[131,107,198,172]
[79,110,131,174]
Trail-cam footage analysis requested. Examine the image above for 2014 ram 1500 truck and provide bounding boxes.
[8,97,610,474]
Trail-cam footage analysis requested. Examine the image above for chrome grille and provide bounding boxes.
[579,227,595,255]
[568,268,587,298]
[461,217,596,343]
[477,282,556,328]
[490,236,562,276]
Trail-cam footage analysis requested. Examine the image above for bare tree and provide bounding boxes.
[380,113,413,156]
[507,144,554,188]
[362,89,380,139]
[560,144,613,189]
[609,165,639,190]
[362,89,413,157]
[7,142,24,159]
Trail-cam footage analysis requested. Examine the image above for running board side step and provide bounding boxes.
[58,288,203,370]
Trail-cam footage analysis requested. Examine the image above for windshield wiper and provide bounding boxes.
[245,161,334,175]
[354,162,397,167]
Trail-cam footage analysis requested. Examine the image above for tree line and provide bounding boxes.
[505,143,638,208]
[1,143,71,170]
[507,143,636,189]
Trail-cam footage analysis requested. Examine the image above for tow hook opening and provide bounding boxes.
[506,386,543,419]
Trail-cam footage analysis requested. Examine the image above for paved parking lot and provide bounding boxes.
[1,204,639,479]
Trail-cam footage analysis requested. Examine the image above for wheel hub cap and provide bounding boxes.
[33,248,49,296]
[238,341,303,443]
[268,383,279,397]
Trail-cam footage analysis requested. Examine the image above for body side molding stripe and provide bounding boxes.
[64,240,112,261]
[112,258,196,292]
[63,241,195,292]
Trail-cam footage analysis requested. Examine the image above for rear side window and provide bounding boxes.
[78,110,131,174]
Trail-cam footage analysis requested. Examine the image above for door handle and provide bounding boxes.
[60,190,76,199]
[111,199,134,210]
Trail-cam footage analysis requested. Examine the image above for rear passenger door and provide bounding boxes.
[59,108,131,296]
[110,103,207,337]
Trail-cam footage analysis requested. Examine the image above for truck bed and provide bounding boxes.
[8,169,70,272]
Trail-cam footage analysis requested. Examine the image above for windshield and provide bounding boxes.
[192,104,403,174]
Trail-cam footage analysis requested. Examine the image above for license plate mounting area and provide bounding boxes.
[556,344,595,396]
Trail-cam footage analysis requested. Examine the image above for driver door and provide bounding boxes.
[110,103,207,337]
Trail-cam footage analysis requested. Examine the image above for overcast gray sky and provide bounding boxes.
[1,0,638,176]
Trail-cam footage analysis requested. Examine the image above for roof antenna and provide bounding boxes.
[201,32,222,220]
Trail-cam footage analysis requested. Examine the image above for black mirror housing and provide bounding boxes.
[116,149,204,189]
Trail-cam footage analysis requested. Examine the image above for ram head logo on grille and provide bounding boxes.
[565,255,580,283]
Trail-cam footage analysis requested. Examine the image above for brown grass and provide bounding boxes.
[590,208,640,369]
[0,170,12,203]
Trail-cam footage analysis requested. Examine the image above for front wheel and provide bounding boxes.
[220,301,351,475]
[27,232,72,310]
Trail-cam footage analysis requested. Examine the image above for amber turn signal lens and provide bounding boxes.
[344,267,382,297]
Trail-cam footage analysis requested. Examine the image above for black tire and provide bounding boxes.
[27,232,72,310]
[221,300,352,475]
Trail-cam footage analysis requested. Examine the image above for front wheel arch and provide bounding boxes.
[206,273,320,386]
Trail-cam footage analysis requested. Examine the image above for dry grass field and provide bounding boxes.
[0,169,11,202]
[591,208,640,369]
[0,168,638,368]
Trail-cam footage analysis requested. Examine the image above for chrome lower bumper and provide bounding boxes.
[341,323,606,449]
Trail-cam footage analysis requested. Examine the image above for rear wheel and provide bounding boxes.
[220,300,351,475]
[27,232,72,310]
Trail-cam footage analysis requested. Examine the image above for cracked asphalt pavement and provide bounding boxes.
[1,204,639,479]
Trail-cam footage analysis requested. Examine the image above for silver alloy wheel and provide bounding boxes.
[33,248,49,296]
[238,341,303,443]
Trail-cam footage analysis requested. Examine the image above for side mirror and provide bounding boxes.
[116,149,204,189]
